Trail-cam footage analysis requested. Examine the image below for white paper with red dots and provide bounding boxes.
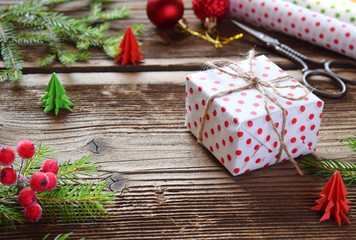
[229,0,356,60]
[185,55,323,176]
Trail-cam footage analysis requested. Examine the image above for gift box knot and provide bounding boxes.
[198,50,310,175]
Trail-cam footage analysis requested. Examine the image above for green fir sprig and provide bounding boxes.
[0,0,143,82]
[345,134,356,151]
[0,185,25,230]
[43,232,85,240]
[301,135,356,185]
[0,144,115,231]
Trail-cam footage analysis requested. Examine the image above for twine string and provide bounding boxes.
[197,50,309,175]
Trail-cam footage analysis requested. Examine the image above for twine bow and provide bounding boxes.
[197,50,310,175]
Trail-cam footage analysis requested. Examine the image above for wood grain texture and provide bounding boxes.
[0,0,356,239]
[0,0,352,73]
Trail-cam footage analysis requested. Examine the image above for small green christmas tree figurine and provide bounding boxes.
[39,73,73,115]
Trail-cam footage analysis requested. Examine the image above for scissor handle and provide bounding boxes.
[303,70,347,98]
[324,60,356,85]
[272,44,309,71]
[279,44,325,66]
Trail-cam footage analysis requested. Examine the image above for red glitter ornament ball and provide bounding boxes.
[147,0,184,28]
[192,0,230,22]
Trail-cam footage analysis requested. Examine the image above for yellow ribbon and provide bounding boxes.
[178,19,243,48]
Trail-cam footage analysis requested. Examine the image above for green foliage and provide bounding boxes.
[0,144,115,231]
[0,0,143,82]
[0,21,23,82]
[301,135,356,185]
[39,182,114,223]
[0,185,25,231]
[301,157,356,185]
[22,144,56,177]
[345,134,356,151]
[43,232,85,240]
[57,155,98,184]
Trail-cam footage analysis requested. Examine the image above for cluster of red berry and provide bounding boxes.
[0,140,59,222]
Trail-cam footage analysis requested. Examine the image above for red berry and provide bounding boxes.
[0,146,16,166]
[24,203,42,222]
[45,172,57,190]
[41,159,59,175]
[17,140,35,159]
[18,188,37,208]
[30,172,48,193]
[0,167,17,185]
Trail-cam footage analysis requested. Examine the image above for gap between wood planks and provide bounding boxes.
[13,70,303,86]
[0,57,304,74]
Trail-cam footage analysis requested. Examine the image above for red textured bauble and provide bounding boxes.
[147,0,184,28]
[192,0,230,22]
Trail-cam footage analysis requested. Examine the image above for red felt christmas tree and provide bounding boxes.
[311,171,351,226]
[114,26,144,65]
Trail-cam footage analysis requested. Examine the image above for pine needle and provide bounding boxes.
[42,232,85,240]
[345,134,356,151]
[38,182,115,223]
[0,0,141,82]
[0,185,25,230]
[0,144,116,231]
[301,135,356,185]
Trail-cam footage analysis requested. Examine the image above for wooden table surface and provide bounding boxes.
[1,0,356,239]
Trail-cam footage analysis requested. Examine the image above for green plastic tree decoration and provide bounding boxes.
[39,73,73,115]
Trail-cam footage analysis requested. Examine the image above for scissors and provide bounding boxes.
[230,19,356,98]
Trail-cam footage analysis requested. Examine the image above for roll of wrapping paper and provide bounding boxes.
[229,0,356,60]
[284,0,356,25]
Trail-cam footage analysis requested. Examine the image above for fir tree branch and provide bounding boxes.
[0,21,23,82]
[41,0,80,7]
[0,0,140,82]
[57,156,98,184]
[0,205,24,229]
[345,134,356,151]
[0,185,24,230]
[43,232,85,240]
[0,68,12,83]
[0,142,116,230]
[38,182,115,223]
[22,144,56,177]
[301,135,356,185]
[37,54,57,67]
[301,157,356,185]
[12,31,48,44]
[78,5,130,24]
[47,25,62,55]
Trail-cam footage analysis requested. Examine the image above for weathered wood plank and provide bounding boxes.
[0,0,352,74]
[1,71,355,239]
[0,0,356,239]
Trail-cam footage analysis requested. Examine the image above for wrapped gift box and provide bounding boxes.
[185,55,324,176]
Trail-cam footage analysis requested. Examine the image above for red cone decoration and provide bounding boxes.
[114,27,144,65]
[311,171,351,226]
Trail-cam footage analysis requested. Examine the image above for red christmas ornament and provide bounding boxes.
[311,171,351,226]
[114,27,144,66]
[192,0,230,22]
[147,0,184,28]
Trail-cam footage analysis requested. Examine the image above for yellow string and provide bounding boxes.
[178,19,243,48]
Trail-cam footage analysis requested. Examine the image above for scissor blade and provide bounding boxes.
[230,19,280,46]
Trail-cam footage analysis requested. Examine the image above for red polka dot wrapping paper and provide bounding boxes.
[229,0,356,60]
[185,55,324,176]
